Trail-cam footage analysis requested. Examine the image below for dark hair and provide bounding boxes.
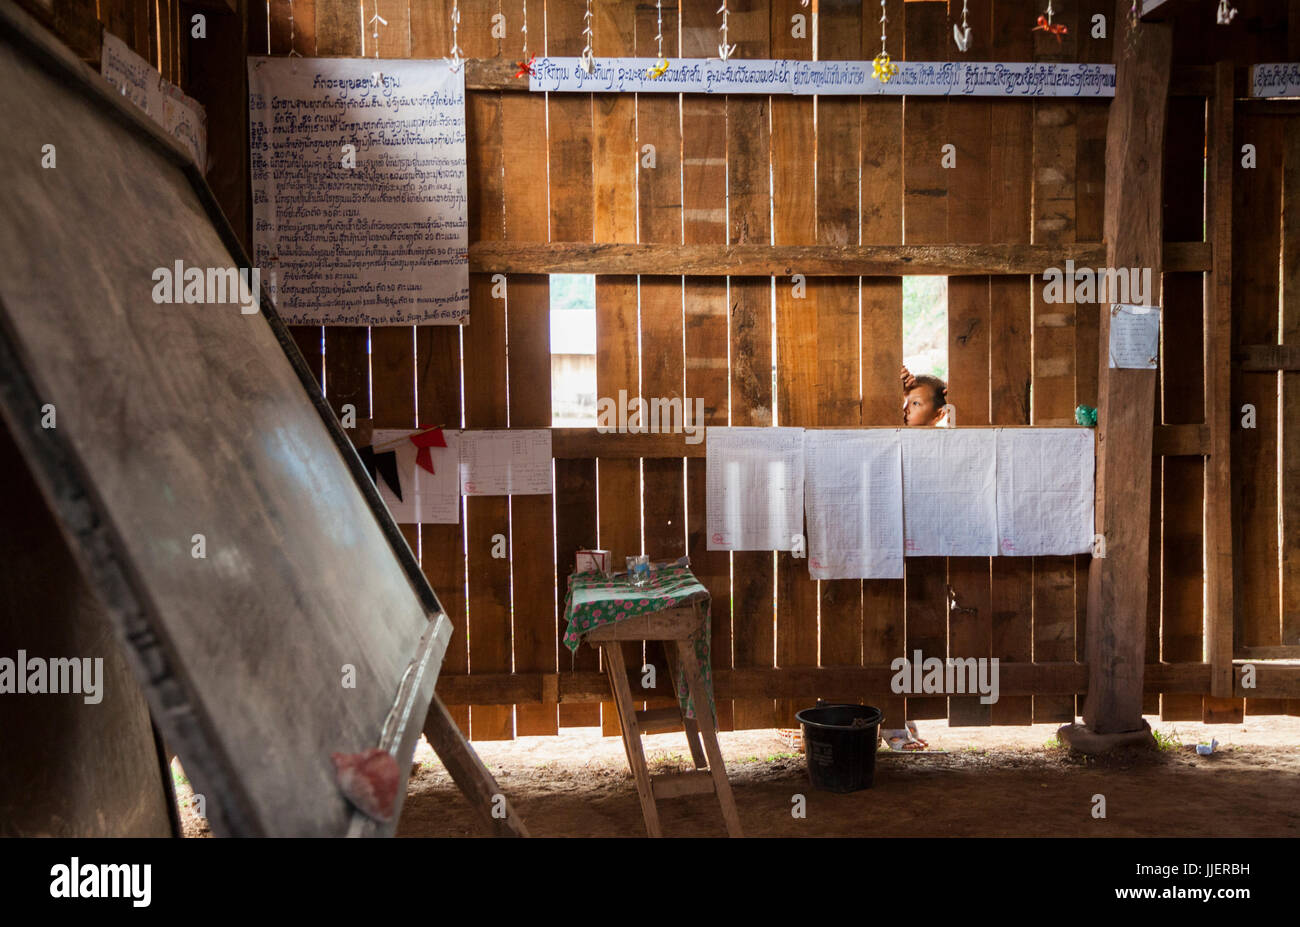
[910,375,948,408]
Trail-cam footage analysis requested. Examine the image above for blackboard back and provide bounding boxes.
[0,3,450,836]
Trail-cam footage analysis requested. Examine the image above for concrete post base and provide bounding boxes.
[1057,720,1157,754]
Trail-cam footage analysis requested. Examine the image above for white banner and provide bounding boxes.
[248,57,469,326]
[1250,63,1300,97]
[529,57,1115,97]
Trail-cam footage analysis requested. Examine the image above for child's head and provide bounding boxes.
[900,367,948,426]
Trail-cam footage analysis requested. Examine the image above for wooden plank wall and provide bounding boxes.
[47,0,1298,737]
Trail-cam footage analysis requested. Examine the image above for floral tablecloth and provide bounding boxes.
[562,564,714,720]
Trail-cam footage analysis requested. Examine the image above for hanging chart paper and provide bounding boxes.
[901,429,998,557]
[370,429,461,524]
[706,427,805,551]
[995,428,1095,556]
[803,430,904,579]
[458,429,552,496]
[247,57,469,325]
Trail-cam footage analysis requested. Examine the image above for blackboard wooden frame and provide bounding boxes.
[0,0,465,837]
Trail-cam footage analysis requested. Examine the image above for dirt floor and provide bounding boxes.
[176,715,1300,838]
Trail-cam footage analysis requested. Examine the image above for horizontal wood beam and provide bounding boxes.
[471,241,1209,276]
[432,662,1280,704]
[1163,240,1211,271]
[1235,646,1300,660]
[466,58,530,91]
[1237,344,1300,371]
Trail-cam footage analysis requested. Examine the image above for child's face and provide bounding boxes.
[903,386,942,426]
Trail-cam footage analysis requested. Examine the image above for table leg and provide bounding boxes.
[604,641,662,837]
[675,639,743,838]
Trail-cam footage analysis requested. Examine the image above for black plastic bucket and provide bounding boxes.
[795,703,884,793]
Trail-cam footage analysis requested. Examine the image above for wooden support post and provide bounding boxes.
[1082,4,1172,735]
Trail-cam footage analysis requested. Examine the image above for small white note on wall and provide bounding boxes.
[1108,303,1161,369]
[995,428,1095,557]
[706,427,805,551]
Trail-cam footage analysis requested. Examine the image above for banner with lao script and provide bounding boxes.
[1250,63,1300,98]
[248,57,469,325]
[528,57,1115,98]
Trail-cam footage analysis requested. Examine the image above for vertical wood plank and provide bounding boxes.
[1280,119,1300,651]
[1233,112,1282,676]
[502,86,559,736]
[860,0,906,730]
[634,2,687,715]
[900,0,948,723]
[418,324,470,737]
[944,0,994,727]
[813,0,864,707]
[460,1,514,742]
[1203,62,1239,717]
[986,2,1034,729]
[546,0,601,728]
[723,0,776,732]
[591,0,640,737]
[1030,0,1080,724]
[680,0,735,732]
[1159,96,1208,720]
[771,0,818,729]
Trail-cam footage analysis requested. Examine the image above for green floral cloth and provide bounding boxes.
[562,564,714,720]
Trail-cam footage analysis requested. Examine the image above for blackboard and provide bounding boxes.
[0,3,452,837]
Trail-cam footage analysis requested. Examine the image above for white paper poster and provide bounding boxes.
[530,58,1114,98]
[370,429,460,524]
[706,427,805,551]
[901,429,998,557]
[995,428,1095,556]
[458,430,552,496]
[247,58,468,325]
[803,430,904,580]
[102,33,207,170]
[1108,303,1161,369]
